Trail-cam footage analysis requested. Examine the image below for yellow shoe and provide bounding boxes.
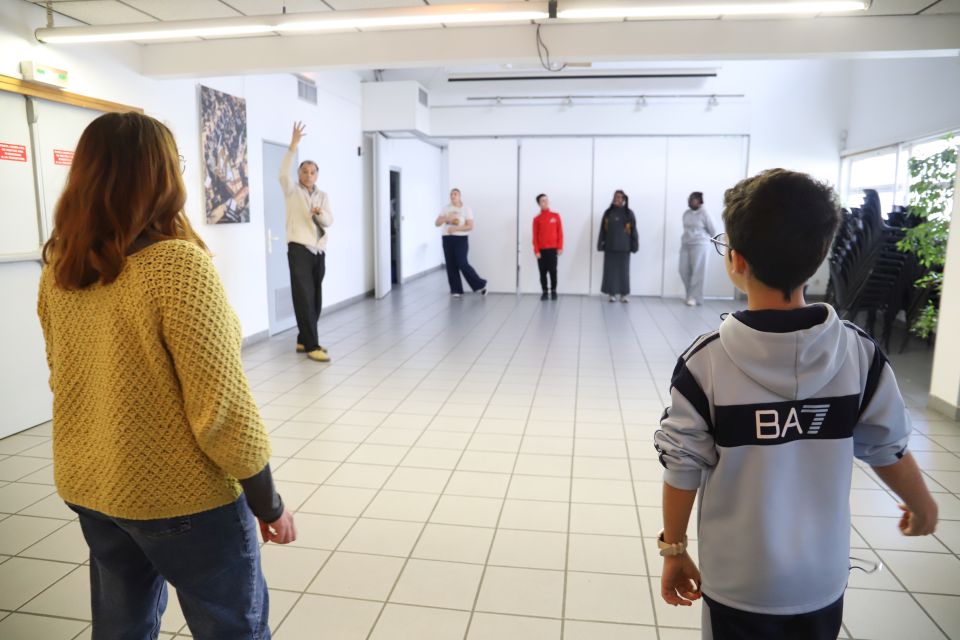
[297,343,327,354]
[307,348,330,362]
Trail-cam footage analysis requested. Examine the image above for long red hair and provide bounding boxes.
[42,111,207,290]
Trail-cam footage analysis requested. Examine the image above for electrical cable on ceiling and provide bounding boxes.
[536,23,567,73]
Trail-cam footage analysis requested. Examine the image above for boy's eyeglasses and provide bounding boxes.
[178,155,186,175]
[709,232,728,256]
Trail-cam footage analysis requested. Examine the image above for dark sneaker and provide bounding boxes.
[540,292,549,301]
[550,291,558,300]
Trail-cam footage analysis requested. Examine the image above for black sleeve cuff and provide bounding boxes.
[238,464,284,523]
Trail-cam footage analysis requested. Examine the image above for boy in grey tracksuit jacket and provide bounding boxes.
[654,169,939,640]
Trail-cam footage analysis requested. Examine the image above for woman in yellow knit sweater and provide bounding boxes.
[38,112,296,639]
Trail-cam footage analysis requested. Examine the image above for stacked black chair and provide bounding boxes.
[826,190,917,351]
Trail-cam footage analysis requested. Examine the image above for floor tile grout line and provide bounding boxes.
[460,295,561,640]
[603,299,668,638]
[848,515,951,638]
[271,293,523,635]
[558,296,584,640]
[279,291,526,632]
[356,294,547,640]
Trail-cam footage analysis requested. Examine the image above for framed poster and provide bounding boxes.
[199,85,250,224]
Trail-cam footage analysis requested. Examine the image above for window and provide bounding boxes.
[842,131,959,217]
[843,147,898,215]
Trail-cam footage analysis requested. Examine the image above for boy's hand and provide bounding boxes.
[535,252,541,259]
[898,503,938,536]
[661,552,702,606]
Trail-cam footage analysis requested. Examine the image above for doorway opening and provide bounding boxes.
[389,169,402,285]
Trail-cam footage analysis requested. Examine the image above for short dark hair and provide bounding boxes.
[299,160,318,171]
[689,191,704,204]
[722,169,840,301]
[536,193,547,205]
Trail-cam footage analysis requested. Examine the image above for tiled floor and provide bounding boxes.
[2,272,960,639]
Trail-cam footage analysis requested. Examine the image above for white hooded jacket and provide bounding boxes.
[655,304,910,615]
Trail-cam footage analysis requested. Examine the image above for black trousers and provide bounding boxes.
[442,235,487,294]
[538,248,558,292]
[704,594,843,640]
[287,242,325,351]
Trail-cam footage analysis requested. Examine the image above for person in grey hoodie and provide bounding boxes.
[655,169,938,640]
[679,191,715,306]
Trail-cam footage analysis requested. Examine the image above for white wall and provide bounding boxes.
[427,60,849,294]
[0,1,371,435]
[1,0,370,341]
[376,137,446,281]
[845,56,960,154]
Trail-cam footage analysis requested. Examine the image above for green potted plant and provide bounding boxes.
[897,138,957,339]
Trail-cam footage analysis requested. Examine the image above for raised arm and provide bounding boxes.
[278,121,306,196]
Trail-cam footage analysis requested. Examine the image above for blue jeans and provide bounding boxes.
[69,497,270,640]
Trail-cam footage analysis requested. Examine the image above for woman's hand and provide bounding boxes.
[661,552,702,606]
[290,122,306,150]
[259,508,297,544]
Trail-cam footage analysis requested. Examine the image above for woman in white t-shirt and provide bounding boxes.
[434,188,488,297]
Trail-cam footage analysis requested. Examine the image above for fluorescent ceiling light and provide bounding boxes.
[36,21,275,44]
[559,1,869,19]
[35,3,547,44]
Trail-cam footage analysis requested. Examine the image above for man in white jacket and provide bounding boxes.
[280,122,333,362]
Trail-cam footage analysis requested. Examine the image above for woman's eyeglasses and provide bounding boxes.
[709,232,728,256]
[178,155,186,175]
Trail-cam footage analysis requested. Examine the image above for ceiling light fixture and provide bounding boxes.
[35,3,548,44]
[558,0,868,20]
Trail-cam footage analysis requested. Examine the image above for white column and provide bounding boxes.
[928,166,960,419]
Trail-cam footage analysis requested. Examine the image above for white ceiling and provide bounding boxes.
[25,0,960,28]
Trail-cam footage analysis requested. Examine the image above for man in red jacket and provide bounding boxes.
[533,194,564,300]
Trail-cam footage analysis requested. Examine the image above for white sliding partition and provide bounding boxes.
[663,136,748,299]
[591,137,669,296]
[447,139,519,293]
[518,138,594,295]
[0,92,41,258]
[33,100,100,235]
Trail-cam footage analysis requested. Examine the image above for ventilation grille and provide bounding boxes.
[297,76,318,105]
[418,87,429,107]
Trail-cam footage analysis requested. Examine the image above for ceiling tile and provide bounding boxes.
[863,0,936,15]
[47,0,156,25]
[222,0,331,15]
[122,0,244,21]
[922,0,960,13]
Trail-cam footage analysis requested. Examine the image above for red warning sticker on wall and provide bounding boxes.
[0,142,27,162]
[54,149,75,166]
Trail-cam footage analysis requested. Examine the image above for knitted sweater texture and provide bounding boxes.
[37,240,272,520]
